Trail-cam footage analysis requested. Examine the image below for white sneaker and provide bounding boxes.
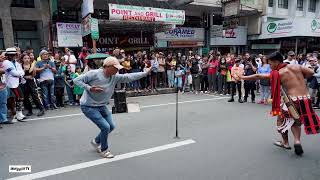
[16,111,26,120]
[90,139,101,153]
[11,118,17,123]
[100,150,115,158]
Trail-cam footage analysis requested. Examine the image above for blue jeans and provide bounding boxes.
[132,69,141,89]
[40,80,56,108]
[260,85,270,101]
[167,70,174,88]
[175,77,182,88]
[0,88,8,123]
[81,105,115,152]
[66,85,75,104]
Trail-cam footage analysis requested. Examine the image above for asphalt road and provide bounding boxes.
[1,93,320,180]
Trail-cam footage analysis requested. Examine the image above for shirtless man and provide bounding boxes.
[239,51,320,156]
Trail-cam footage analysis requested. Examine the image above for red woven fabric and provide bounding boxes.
[270,63,287,116]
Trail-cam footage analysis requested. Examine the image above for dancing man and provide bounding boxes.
[74,57,151,158]
[239,51,320,156]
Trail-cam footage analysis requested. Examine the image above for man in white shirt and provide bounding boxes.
[64,48,77,73]
[3,48,26,122]
[284,51,299,65]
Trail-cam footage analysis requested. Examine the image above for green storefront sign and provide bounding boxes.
[90,18,99,40]
[267,22,277,33]
[265,21,293,34]
[311,19,320,32]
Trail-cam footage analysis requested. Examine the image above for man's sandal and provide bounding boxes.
[294,144,304,156]
[273,141,292,150]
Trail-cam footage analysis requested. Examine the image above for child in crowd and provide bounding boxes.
[150,54,159,91]
[175,65,184,93]
[182,61,192,93]
[73,67,84,105]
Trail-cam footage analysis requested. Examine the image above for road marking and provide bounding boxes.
[128,93,174,99]
[26,113,83,121]
[140,97,228,109]
[26,97,228,121]
[6,139,196,180]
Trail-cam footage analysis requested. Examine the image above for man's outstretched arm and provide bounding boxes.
[240,73,270,81]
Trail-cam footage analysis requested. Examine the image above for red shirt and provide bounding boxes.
[79,52,89,65]
[208,60,219,75]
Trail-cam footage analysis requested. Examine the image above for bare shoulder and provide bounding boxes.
[279,64,299,73]
[284,64,314,78]
[287,64,301,71]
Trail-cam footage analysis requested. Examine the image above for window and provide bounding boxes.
[11,0,35,8]
[297,0,303,11]
[12,20,37,31]
[309,0,317,12]
[278,0,288,9]
[268,0,273,7]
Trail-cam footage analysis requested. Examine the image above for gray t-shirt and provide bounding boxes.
[74,69,147,106]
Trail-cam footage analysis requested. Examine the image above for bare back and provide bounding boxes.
[279,65,314,97]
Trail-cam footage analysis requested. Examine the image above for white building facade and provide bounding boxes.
[248,0,320,54]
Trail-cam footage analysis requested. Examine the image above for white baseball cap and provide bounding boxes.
[103,57,123,70]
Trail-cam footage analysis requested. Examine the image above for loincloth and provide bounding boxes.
[278,95,320,135]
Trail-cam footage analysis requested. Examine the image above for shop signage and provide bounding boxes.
[155,40,168,48]
[98,33,154,47]
[223,29,236,38]
[108,3,185,25]
[155,27,204,41]
[311,19,320,34]
[211,25,223,37]
[266,20,294,34]
[210,26,247,46]
[90,18,99,40]
[168,41,204,48]
[259,18,320,39]
[56,22,83,47]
